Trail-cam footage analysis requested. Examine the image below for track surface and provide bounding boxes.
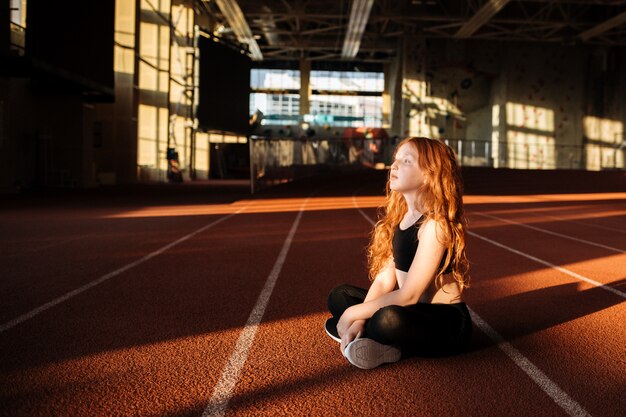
[1,171,624,416]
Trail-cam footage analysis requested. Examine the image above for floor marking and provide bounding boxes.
[352,200,595,417]
[557,219,626,234]
[0,206,248,334]
[472,204,626,234]
[469,309,592,417]
[533,213,626,235]
[471,212,625,254]
[468,230,626,299]
[202,199,308,417]
[352,195,377,226]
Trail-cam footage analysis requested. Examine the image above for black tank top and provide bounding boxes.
[392,217,453,273]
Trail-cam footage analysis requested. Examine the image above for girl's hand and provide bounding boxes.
[340,320,365,353]
[336,307,355,338]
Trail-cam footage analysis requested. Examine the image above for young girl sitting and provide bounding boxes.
[326,137,473,369]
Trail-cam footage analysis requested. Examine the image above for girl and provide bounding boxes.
[326,137,472,369]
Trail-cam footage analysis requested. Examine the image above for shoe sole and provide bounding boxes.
[344,338,401,369]
[324,317,341,343]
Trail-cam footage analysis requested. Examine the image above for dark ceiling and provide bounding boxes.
[199,0,626,62]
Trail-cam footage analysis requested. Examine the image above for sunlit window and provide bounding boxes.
[250,93,300,125]
[310,95,382,127]
[583,116,622,144]
[250,69,300,125]
[504,103,556,169]
[250,69,383,127]
[583,116,624,170]
[114,0,135,75]
[251,69,300,89]
[506,103,554,131]
[310,71,384,127]
[9,0,27,54]
[136,0,173,180]
[310,71,384,92]
[9,0,26,26]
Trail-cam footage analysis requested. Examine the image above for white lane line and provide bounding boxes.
[352,200,594,417]
[468,231,626,299]
[471,211,625,254]
[352,195,377,226]
[202,199,308,417]
[532,213,626,235]
[469,309,592,417]
[0,206,248,334]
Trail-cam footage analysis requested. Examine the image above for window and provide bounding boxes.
[250,68,384,127]
[310,71,383,127]
[250,69,300,125]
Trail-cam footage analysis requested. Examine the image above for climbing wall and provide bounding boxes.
[400,38,625,170]
[502,43,585,169]
[424,39,496,141]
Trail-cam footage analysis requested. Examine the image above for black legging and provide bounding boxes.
[328,284,473,356]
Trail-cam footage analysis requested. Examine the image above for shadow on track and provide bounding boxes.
[469,278,626,351]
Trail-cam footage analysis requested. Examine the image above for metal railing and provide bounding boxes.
[249,136,625,193]
[443,139,625,171]
[249,136,390,193]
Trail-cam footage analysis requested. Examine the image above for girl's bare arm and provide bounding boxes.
[341,219,446,325]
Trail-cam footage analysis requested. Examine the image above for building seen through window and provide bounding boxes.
[250,69,384,128]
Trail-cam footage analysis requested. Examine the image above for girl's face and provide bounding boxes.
[389,142,425,193]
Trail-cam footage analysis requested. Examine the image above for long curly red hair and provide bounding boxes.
[366,137,470,292]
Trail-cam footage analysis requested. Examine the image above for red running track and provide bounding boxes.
[0,170,624,416]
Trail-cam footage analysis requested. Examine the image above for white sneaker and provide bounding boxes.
[343,338,401,369]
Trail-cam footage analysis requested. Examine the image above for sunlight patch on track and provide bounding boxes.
[522,213,626,234]
[463,192,626,205]
[471,204,624,216]
[202,198,309,417]
[103,196,382,219]
[471,212,625,254]
[102,200,250,219]
[466,251,626,302]
[469,207,626,234]
[468,231,626,299]
[0,205,249,334]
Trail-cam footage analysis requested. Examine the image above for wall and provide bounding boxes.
[92,0,138,186]
[401,38,625,170]
[94,0,199,185]
[0,78,94,191]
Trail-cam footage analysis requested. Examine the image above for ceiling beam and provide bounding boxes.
[341,0,375,58]
[454,0,510,38]
[579,10,626,41]
[236,12,602,27]
[263,40,395,52]
[213,0,263,60]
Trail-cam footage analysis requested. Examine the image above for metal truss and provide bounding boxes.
[198,0,626,62]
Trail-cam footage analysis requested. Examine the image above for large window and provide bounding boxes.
[310,71,384,127]
[310,71,384,92]
[249,68,384,127]
[251,69,300,90]
[250,69,300,125]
